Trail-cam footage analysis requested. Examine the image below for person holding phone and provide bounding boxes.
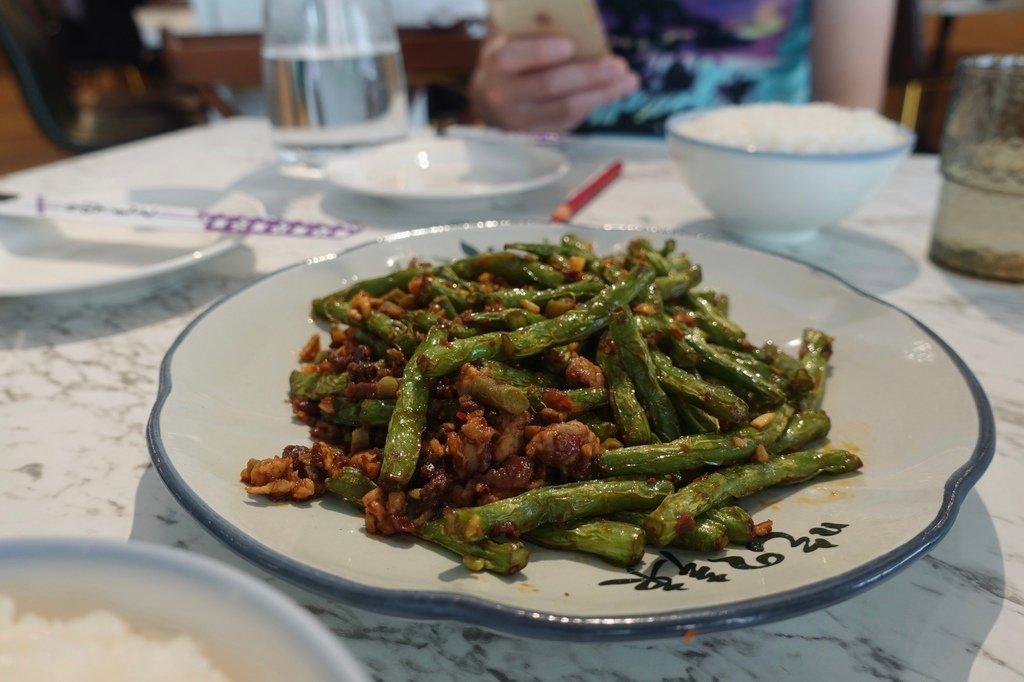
[470,0,896,134]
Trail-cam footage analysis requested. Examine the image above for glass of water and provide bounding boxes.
[262,0,410,175]
[929,54,1024,282]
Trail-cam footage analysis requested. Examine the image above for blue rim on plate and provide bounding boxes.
[147,221,994,641]
[665,109,917,162]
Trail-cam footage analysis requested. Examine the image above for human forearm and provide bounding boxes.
[810,0,897,110]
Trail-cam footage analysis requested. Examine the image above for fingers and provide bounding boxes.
[470,34,641,132]
[518,71,640,132]
[482,34,576,74]
[518,56,630,100]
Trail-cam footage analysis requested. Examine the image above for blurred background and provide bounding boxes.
[0,0,1021,176]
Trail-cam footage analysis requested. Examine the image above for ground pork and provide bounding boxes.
[565,355,605,388]
[525,420,604,480]
[241,442,345,501]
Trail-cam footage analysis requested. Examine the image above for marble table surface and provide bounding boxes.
[1,118,1021,681]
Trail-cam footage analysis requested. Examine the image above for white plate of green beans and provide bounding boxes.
[149,221,994,640]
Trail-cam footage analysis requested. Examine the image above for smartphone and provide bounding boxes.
[489,0,609,61]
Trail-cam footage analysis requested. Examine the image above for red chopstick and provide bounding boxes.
[550,160,623,223]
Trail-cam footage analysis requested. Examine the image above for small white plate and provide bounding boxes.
[323,137,570,201]
[0,192,252,297]
[149,222,993,641]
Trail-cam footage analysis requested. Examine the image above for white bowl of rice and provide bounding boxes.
[0,537,370,682]
[666,103,915,244]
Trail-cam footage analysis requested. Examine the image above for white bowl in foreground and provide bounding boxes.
[666,105,915,244]
[0,537,369,682]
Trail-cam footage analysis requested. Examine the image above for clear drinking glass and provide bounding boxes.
[929,54,1024,282]
[262,0,409,174]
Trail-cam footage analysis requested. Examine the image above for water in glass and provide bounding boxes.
[262,0,409,171]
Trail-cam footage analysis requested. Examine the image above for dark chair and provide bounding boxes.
[889,0,927,132]
[53,0,153,73]
[0,0,205,154]
[887,0,953,152]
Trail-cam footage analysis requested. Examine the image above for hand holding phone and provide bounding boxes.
[470,0,637,132]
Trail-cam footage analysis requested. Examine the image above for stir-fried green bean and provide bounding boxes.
[250,233,861,576]
[609,307,681,442]
[597,405,794,477]
[796,328,834,411]
[446,478,676,541]
[645,449,863,546]
[596,333,653,446]
[525,519,646,567]
[378,327,447,490]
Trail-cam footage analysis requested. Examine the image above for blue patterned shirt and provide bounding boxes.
[581,0,812,134]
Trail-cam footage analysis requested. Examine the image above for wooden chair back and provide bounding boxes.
[160,22,484,116]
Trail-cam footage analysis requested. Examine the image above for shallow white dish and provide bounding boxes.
[148,221,993,641]
[0,537,369,681]
[323,137,570,201]
[0,192,251,297]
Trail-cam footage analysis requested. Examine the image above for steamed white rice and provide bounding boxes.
[0,595,231,682]
[672,102,907,153]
